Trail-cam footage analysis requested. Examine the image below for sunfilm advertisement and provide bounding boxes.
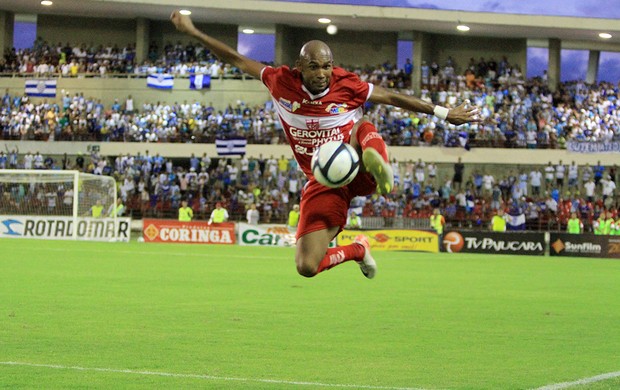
[549,233,620,259]
[142,219,236,244]
[442,231,545,256]
[338,229,439,252]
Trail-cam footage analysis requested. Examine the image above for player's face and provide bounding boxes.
[298,56,333,94]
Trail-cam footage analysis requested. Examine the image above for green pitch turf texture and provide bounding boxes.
[1,239,620,390]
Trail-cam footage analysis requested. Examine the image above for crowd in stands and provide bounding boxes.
[1,148,617,232]
[2,76,620,148]
[0,39,248,79]
[2,40,620,146]
[1,40,620,230]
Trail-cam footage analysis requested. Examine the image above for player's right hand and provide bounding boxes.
[170,10,197,35]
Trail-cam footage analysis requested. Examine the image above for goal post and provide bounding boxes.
[0,170,130,241]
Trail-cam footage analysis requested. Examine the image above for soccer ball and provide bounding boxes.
[311,141,360,188]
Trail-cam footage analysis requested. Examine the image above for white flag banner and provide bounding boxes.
[215,138,247,156]
[147,74,174,89]
[506,213,526,230]
[189,74,211,89]
[25,79,57,97]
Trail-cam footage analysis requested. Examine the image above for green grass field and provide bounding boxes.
[1,239,620,389]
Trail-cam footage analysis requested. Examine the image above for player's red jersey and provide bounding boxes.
[261,65,373,178]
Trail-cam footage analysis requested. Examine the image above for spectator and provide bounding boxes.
[246,203,259,225]
[453,157,464,191]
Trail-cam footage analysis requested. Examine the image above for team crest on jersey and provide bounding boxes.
[326,103,348,114]
[306,119,320,130]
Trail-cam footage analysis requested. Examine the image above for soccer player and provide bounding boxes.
[171,11,479,278]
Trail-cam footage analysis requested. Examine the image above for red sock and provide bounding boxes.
[356,122,388,162]
[315,243,365,274]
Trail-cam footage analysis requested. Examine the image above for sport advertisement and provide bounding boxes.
[442,231,545,256]
[338,229,439,252]
[549,233,620,259]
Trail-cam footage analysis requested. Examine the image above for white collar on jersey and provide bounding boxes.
[301,83,330,100]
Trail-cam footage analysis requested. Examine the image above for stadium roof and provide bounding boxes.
[5,0,620,50]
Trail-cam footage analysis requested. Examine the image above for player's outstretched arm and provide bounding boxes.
[170,10,265,79]
[368,85,480,125]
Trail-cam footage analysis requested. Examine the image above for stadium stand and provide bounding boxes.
[1,145,617,232]
[1,10,619,232]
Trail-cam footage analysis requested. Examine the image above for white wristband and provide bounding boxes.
[433,105,449,120]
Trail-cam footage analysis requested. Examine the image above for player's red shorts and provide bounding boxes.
[296,171,375,239]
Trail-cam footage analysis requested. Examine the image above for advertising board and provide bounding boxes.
[442,231,545,255]
[338,229,438,252]
[0,215,131,242]
[238,223,297,246]
[142,219,235,244]
[550,233,620,259]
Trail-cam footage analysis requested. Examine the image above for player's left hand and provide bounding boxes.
[170,10,198,36]
[447,100,481,125]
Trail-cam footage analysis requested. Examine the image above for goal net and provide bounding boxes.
[0,170,130,241]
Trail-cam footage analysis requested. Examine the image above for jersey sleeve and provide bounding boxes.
[336,68,373,105]
[261,65,289,94]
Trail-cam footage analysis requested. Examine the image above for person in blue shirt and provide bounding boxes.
[412,181,421,199]
[473,171,483,196]
[551,186,560,203]
[404,58,413,76]
[111,99,121,112]
[189,153,200,171]
[593,161,605,186]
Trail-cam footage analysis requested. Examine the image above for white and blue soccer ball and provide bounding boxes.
[311,140,360,188]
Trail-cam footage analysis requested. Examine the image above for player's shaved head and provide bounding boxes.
[299,40,333,63]
[296,40,334,94]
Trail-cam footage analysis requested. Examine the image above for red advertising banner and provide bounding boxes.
[142,219,236,245]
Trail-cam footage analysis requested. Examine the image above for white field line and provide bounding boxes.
[534,371,620,390]
[5,245,416,261]
[6,246,286,260]
[0,361,426,390]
